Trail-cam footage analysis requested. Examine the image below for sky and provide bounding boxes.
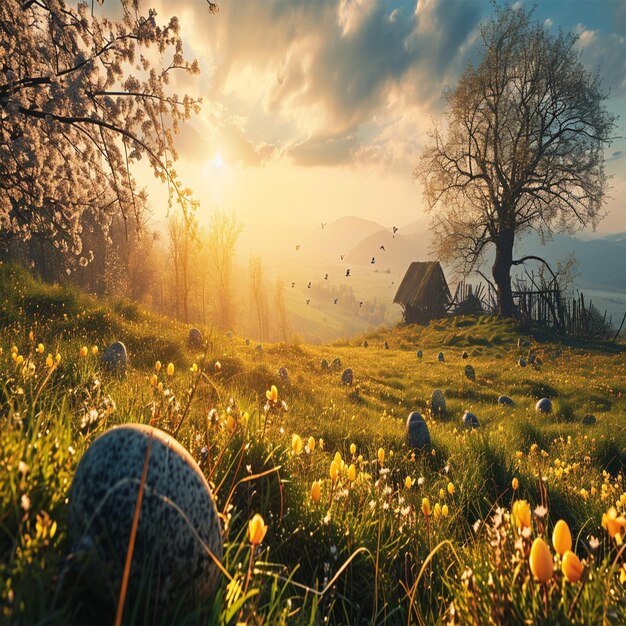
[123,0,626,241]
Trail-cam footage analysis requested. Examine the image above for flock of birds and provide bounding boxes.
[290,223,400,309]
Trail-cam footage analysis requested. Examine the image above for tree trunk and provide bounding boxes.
[492,228,515,316]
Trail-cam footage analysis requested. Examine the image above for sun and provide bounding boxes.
[211,152,224,169]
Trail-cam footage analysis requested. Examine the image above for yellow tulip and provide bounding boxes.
[562,551,583,583]
[434,503,441,519]
[350,443,356,455]
[552,520,572,556]
[167,362,175,376]
[15,355,23,365]
[512,500,531,529]
[447,482,455,496]
[421,497,431,517]
[37,343,44,354]
[405,476,414,489]
[190,362,198,373]
[155,360,162,372]
[529,538,554,583]
[334,451,342,465]
[266,385,278,402]
[248,513,268,545]
[378,448,385,464]
[602,507,626,543]
[512,477,519,490]
[55,353,61,363]
[226,413,236,431]
[292,434,303,454]
[92,346,98,356]
[79,346,88,358]
[347,464,356,482]
[46,354,54,368]
[439,488,445,500]
[441,504,449,518]
[330,461,339,482]
[28,331,34,341]
[311,481,321,504]
[150,374,157,387]
[308,436,315,452]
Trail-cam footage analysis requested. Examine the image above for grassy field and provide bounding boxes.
[1,262,625,625]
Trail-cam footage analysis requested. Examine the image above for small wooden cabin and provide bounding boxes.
[393,261,451,323]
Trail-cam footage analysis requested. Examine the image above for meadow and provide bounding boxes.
[1,262,625,625]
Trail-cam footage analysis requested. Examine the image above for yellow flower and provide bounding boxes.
[190,362,198,373]
[28,331,34,341]
[350,443,356,455]
[330,461,339,482]
[434,503,442,519]
[155,360,162,372]
[150,374,158,387]
[347,464,356,482]
[248,513,268,546]
[529,537,554,583]
[334,451,342,465]
[562,551,583,583]
[15,355,23,366]
[46,354,54,368]
[447,482,455,496]
[421,497,431,517]
[308,436,315,452]
[311,481,321,504]
[157,382,163,392]
[602,507,626,543]
[620,563,626,585]
[512,477,519,490]
[552,520,572,557]
[167,362,175,376]
[11,345,17,354]
[378,448,385,464]
[36,343,44,354]
[55,353,61,364]
[266,384,278,402]
[226,413,236,431]
[292,434,303,454]
[92,346,98,356]
[439,488,445,500]
[79,346,88,358]
[512,500,531,529]
[405,476,414,489]
[441,504,449,518]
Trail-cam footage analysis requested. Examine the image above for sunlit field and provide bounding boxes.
[1,264,625,624]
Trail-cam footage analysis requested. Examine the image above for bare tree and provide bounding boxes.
[416,5,615,316]
[205,210,242,330]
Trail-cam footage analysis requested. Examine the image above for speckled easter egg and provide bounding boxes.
[535,398,552,413]
[67,424,222,611]
[330,357,342,371]
[498,395,514,406]
[278,366,290,385]
[462,411,480,429]
[188,327,203,347]
[437,351,445,362]
[102,341,128,373]
[518,358,527,368]
[320,358,329,371]
[464,364,475,381]
[341,368,353,386]
[406,412,431,450]
[416,349,423,359]
[430,389,446,416]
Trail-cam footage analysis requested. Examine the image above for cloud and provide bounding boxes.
[576,28,626,95]
[608,150,624,161]
[289,132,360,167]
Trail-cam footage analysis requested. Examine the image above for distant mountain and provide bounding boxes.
[345,228,431,270]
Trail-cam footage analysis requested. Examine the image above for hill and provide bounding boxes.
[1,264,625,624]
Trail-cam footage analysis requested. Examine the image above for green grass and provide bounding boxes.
[1,262,625,624]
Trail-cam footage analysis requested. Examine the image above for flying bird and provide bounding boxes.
[340,254,344,260]
[334,298,338,304]
[371,257,376,264]
[324,273,328,280]
[345,269,350,277]
[307,282,312,288]
[296,245,301,251]
[392,226,398,237]
[379,245,385,251]
[291,282,295,288]
[359,301,364,307]
[306,299,310,305]
[321,222,327,229]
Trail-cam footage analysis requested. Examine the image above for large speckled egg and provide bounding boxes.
[462,411,480,429]
[67,424,222,611]
[535,398,552,413]
[406,412,431,450]
[464,364,476,381]
[188,327,204,347]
